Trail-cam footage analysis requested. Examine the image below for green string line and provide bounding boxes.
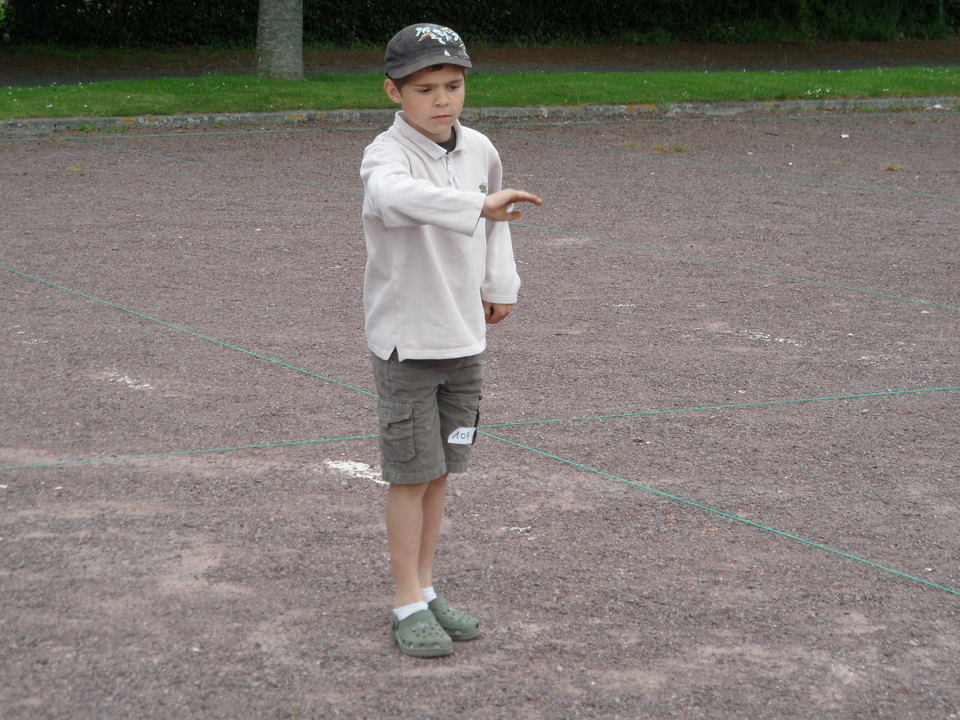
[484,386,960,429]
[772,111,960,140]
[5,388,954,472]
[9,107,949,145]
[493,131,960,203]
[513,222,960,312]
[0,435,379,472]
[68,139,364,197]
[12,267,952,437]
[480,430,960,598]
[7,267,958,597]
[3,267,377,398]
[487,111,960,134]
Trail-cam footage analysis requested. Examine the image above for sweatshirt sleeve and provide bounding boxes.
[480,147,522,304]
[362,140,486,237]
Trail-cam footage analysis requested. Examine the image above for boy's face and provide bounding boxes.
[385,65,465,143]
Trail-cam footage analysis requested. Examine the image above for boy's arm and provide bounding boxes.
[479,146,541,315]
[480,190,541,323]
[362,143,485,236]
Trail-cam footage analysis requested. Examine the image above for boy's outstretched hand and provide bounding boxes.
[481,189,543,222]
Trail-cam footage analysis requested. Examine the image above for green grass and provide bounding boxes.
[1,66,958,119]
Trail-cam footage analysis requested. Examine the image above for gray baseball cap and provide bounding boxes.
[385,23,472,79]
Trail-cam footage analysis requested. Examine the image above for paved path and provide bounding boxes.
[2,37,959,87]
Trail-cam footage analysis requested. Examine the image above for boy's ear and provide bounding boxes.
[384,78,403,105]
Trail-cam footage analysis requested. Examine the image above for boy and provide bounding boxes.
[361,23,542,657]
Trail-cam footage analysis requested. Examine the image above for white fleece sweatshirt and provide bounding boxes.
[361,112,521,361]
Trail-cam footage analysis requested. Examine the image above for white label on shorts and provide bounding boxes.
[448,427,476,445]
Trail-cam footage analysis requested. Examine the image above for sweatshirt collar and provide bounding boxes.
[394,111,464,159]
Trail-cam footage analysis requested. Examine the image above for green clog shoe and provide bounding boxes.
[391,609,453,657]
[428,596,481,641]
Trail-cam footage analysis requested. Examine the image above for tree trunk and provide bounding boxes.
[256,0,304,81]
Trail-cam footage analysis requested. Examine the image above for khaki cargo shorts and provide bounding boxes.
[371,352,482,485]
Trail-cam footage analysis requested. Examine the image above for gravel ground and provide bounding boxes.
[2,101,959,719]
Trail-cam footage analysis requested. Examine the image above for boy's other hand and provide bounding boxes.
[483,301,514,324]
[481,189,543,222]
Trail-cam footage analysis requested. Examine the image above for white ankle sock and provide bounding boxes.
[393,601,428,622]
[421,586,438,604]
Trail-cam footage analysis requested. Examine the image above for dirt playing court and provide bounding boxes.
[2,103,959,718]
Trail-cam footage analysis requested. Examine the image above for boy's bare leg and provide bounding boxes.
[387,481,428,606]
[417,473,448,591]
[386,474,448,607]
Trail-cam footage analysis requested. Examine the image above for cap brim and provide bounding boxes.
[386,55,472,79]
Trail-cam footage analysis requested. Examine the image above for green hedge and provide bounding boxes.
[2,0,259,46]
[4,0,958,47]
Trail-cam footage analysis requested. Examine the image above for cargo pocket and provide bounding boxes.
[377,398,416,462]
